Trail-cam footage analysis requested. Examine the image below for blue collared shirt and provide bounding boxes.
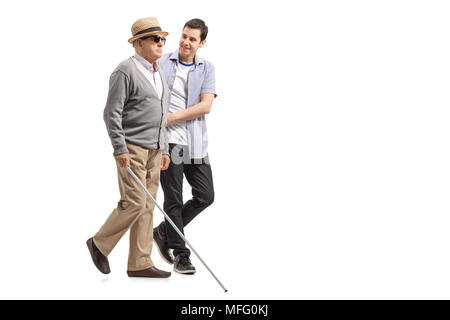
[158,49,217,159]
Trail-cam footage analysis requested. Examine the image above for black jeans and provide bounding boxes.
[158,144,214,257]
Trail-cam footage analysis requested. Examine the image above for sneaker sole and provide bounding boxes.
[174,267,196,275]
[154,238,174,265]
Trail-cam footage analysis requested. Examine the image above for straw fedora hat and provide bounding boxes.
[128,17,169,43]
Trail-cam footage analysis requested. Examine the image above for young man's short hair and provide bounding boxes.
[184,18,208,42]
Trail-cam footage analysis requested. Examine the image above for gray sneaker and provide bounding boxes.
[174,255,196,274]
[153,227,174,264]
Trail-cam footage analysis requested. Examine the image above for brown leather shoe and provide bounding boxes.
[127,266,171,278]
[86,237,110,274]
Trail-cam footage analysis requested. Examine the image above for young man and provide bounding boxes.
[155,18,217,274]
[86,17,171,278]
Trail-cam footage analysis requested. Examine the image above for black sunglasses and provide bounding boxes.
[140,35,166,44]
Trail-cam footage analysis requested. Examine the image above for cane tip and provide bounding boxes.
[225,289,228,293]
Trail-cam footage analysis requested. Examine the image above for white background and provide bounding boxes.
[0,0,449,299]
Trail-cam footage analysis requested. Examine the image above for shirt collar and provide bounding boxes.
[169,49,204,67]
[133,52,158,72]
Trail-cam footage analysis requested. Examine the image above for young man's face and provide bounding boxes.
[179,26,205,60]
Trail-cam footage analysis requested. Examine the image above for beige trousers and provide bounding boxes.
[93,142,162,271]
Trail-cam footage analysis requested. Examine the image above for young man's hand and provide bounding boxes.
[161,154,170,170]
[115,152,131,168]
[167,113,176,127]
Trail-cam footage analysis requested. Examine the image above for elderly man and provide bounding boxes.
[86,17,171,278]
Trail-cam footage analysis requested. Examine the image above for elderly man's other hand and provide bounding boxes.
[115,153,131,168]
[161,154,170,170]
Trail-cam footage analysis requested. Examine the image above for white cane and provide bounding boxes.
[126,167,228,292]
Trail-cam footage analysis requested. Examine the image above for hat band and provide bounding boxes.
[134,27,162,36]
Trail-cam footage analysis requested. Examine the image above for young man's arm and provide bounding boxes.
[167,93,215,126]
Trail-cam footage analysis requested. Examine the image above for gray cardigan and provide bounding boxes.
[103,58,169,156]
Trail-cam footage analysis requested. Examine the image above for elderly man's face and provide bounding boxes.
[135,36,165,62]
